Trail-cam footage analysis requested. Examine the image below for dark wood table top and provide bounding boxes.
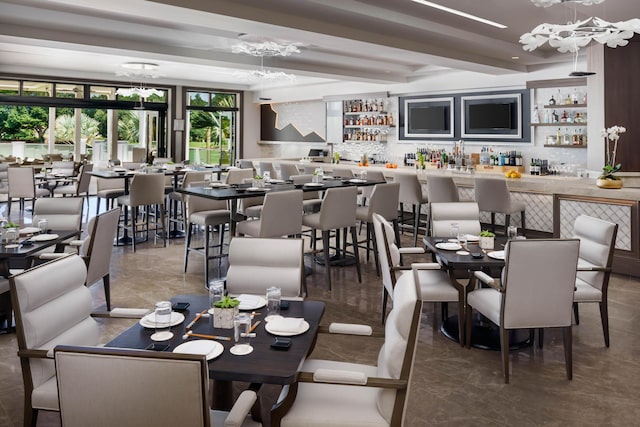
[0,229,80,259]
[105,295,325,385]
[423,236,506,270]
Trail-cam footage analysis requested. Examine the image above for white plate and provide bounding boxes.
[230,344,254,356]
[265,317,310,336]
[173,340,223,360]
[139,311,185,328]
[19,227,41,235]
[303,182,323,187]
[236,294,267,311]
[465,234,480,242]
[268,179,284,184]
[435,242,462,251]
[349,178,366,184]
[29,233,59,242]
[246,187,267,192]
[4,244,18,249]
[487,250,505,260]
[209,182,229,188]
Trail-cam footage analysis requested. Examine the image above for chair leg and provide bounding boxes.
[490,212,496,233]
[350,226,362,283]
[465,303,473,348]
[204,225,210,286]
[600,300,610,347]
[160,204,167,247]
[399,202,405,235]
[7,197,11,216]
[520,211,526,237]
[322,230,332,291]
[501,326,510,384]
[573,302,580,325]
[131,207,137,252]
[457,293,465,347]
[538,328,544,349]
[365,223,371,262]
[184,223,192,272]
[381,288,388,325]
[103,274,111,311]
[505,214,511,233]
[413,204,420,247]
[563,325,573,380]
[370,222,380,277]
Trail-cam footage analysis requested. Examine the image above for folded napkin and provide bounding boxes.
[110,308,151,318]
[267,317,304,334]
[237,294,263,309]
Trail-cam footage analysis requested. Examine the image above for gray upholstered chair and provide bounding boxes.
[10,255,101,426]
[278,163,300,181]
[117,173,167,251]
[226,237,306,300]
[330,167,354,179]
[224,168,254,185]
[7,166,50,215]
[271,259,422,427]
[168,170,210,232]
[359,169,386,206]
[474,177,526,235]
[394,172,429,246]
[32,196,84,235]
[237,190,303,238]
[426,175,460,203]
[572,214,618,347]
[50,161,75,177]
[355,182,400,272]
[291,175,322,214]
[237,159,255,171]
[184,187,231,286]
[95,175,125,215]
[430,202,481,237]
[53,163,93,221]
[302,186,361,290]
[465,239,580,383]
[54,345,261,427]
[258,161,278,180]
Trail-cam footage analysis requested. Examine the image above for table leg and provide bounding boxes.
[116,177,133,245]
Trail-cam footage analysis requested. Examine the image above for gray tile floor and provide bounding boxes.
[1,200,639,426]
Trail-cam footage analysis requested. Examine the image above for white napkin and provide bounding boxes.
[110,308,151,318]
[237,294,263,309]
[268,317,304,334]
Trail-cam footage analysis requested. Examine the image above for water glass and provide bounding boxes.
[266,286,281,320]
[507,226,518,240]
[37,218,48,234]
[232,313,253,355]
[457,231,467,248]
[263,171,271,183]
[4,227,18,245]
[208,280,225,309]
[150,301,173,341]
[449,223,460,240]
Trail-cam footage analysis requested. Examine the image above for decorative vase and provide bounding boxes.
[479,236,495,250]
[213,306,238,329]
[596,179,623,189]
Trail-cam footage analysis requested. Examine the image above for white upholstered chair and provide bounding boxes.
[53,163,93,221]
[474,177,526,235]
[8,166,50,215]
[167,170,210,231]
[224,168,254,185]
[278,163,300,181]
[226,237,306,300]
[54,345,261,427]
[572,214,618,347]
[32,196,84,235]
[430,202,481,237]
[290,175,322,214]
[10,255,101,426]
[426,175,460,203]
[394,172,429,246]
[258,161,278,180]
[271,260,422,427]
[465,239,580,383]
[95,175,125,215]
[50,161,75,177]
[236,190,303,238]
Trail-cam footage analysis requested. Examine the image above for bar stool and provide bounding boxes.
[360,170,386,206]
[7,167,50,215]
[96,177,125,215]
[236,190,303,238]
[395,172,429,246]
[258,161,278,180]
[474,177,526,235]
[426,175,460,203]
[279,163,300,181]
[168,171,209,232]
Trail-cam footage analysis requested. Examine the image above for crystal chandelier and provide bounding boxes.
[521,0,640,53]
[231,41,301,57]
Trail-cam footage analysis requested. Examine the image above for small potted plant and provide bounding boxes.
[213,296,240,329]
[253,174,264,188]
[478,230,495,250]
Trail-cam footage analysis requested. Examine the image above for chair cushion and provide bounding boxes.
[236,219,262,237]
[189,210,230,227]
[31,375,59,411]
[467,288,502,326]
[302,212,322,229]
[414,269,458,302]
[574,278,603,302]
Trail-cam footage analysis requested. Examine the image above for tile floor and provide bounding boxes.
[1,201,640,426]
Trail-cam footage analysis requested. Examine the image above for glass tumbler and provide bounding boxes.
[507,226,518,240]
[37,218,49,234]
[232,313,253,355]
[208,280,225,309]
[150,301,174,341]
[266,286,281,321]
[449,223,460,241]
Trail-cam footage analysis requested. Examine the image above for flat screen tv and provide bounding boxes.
[401,97,454,139]
[462,94,522,139]
[468,103,512,129]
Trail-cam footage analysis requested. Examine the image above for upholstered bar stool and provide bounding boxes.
[291,175,322,213]
[474,177,526,235]
[426,175,460,203]
[359,170,386,206]
[7,166,50,215]
[236,190,303,238]
[278,163,300,181]
[258,161,278,180]
[394,172,429,246]
[95,177,125,215]
[167,170,209,232]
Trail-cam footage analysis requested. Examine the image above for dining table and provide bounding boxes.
[423,235,531,350]
[105,294,325,417]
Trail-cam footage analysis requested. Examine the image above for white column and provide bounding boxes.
[48,106,56,154]
[74,108,82,160]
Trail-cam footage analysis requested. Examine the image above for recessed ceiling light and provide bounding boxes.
[411,0,508,29]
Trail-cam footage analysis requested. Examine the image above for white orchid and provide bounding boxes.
[600,125,627,180]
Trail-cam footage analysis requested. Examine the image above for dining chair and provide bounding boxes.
[290,174,322,213]
[236,190,303,238]
[465,239,580,383]
[330,167,354,179]
[474,177,526,236]
[226,237,306,300]
[258,161,278,180]
[167,170,209,232]
[54,345,261,427]
[32,196,84,236]
[359,169,386,206]
[50,161,75,177]
[95,175,126,215]
[7,166,50,215]
[117,173,167,251]
[426,175,460,203]
[302,186,361,291]
[278,163,300,181]
[572,214,618,347]
[271,258,422,427]
[224,168,254,185]
[237,159,255,171]
[394,172,429,246]
[430,202,481,237]
[53,163,93,221]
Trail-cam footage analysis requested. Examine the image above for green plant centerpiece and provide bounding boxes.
[597,125,626,189]
[253,174,264,188]
[333,151,340,164]
[479,230,495,250]
[213,296,240,329]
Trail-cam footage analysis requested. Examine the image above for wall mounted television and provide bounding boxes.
[400,97,454,139]
[461,94,522,139]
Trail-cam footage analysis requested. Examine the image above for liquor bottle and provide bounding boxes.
[548,94,556,105]
[388,113,394,126]
[531,106,540,124]
[552,110,559,123]
[565,93,572,105]
[560,111,567,123]
[572,88,579,104]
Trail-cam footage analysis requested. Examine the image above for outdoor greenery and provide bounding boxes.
[55,113,101,144]
[0,105,49,142]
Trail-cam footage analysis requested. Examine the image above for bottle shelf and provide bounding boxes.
[543,103,587,109]
[544,144,587,148]
[344,111,388,116]
[345,125,394,129]
[532,122,587,127]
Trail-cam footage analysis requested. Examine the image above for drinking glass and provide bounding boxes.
[263,171,271,184]
[37,218,48,234]
[457,231,467,249]
[4,227,18,245]
[266,286,281,321]
[231,312,253,355]
[507,226,518,240]
[150,301,174,341]
[449,223,460,241]
[208,280,225,309]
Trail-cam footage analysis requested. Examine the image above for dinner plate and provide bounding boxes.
[29,233,59,242]
[209,182,229,188]
[487,250,505,260]
[236,294,267,310]
[265,316,310,336]
[268,179,284,184]
[139,311,185,328]
[303,183,323,187]
[19,227,41,235]
[435,242,462,251]
[173,340,223,360]
[349,178,366,184]
[246,187,268,192]
[465,234,480,242]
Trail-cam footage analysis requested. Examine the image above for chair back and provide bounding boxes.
[291,174,312,184]
[501,239,579,329]
[572,215,618,292]
[257,190,303,237]
[76,163,93,195]
[54,346,209,427]
[427,175,460,203]
[152,157,173,165]
[238,159,255,170]
[128,173,165,206]
[319,186,357,230]
[331,167,354,179]
[279,163,300,181]
[474,177,511,213]
[365,182,400,222]
[395,172,424,205]
[10,255,99,409]
[82,208,120,287]
[182,171,209,188]
[258,162,278,179]
[51,161,75,176]
[373,213,401,300]
[224,168,254,185]
[33,197,84,231]
[430,202,481,236]
[122,162,141,170]
[376,260,422,425]
[8,167,36,198]
[227,237,305,299]
[96,176,125,191]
